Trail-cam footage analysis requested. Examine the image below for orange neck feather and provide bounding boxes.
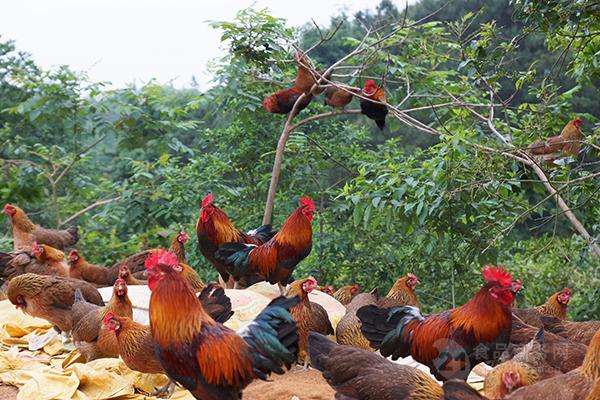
[451,286,512,342]
[12,208,35,231]
[201,208,243,244]
[37,246,65,262]
[169,237,186,262]
[150,272,212,346]
[274,208,312,248]
[582,330,600,379]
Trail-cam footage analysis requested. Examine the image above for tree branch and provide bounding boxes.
[59,195,121,227]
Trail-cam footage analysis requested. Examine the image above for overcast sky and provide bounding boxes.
[0,0,410,89]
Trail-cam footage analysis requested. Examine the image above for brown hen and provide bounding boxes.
[7,273,103,332]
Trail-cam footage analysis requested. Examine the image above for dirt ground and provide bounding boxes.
[0,369,334,400]
[0,385,17,400]
[245,368,335,400]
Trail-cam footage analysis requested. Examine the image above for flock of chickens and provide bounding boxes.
[0,51,594,400]
[1,194,599,400]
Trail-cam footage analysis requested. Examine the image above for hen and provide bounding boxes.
[215,197,314,294]
[324,86,356,109]
[484,360,539,399]
[317,285,334,296]
[7,273,103,332]
[286,277,333,369]
[337,274,420,351]
[70,278,133,361]
[506,320,586,373]
[528,118,584,159]
[336,290,379,350]
[309,332,487,400]
[359,80,388,130]
[513,287,571,328]
[196,193,275,288]
[541,315,600,346]
[358,266,521,381]
[1,247,67,281]
[333,284,360,305]
[262,52,317,115]
[3,204,78,251]
[506,328,600,400]
[147,249,299,400]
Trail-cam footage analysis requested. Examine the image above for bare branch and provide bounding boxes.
[59,195,121,227]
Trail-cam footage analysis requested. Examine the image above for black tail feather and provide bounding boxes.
[238,296,300,380]
[198,283,234,323]
[357,305,423,359]
[214,242,254,278]
[248,224,277,243]
[375,119,386,130]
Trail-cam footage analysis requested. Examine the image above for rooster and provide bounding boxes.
[102,282,233,398]
[358,266,521,381]
[262,52,319,115]
[215,197,314,295]
[147,249,299,400]
[70,278,132,361]
[196,193,275,288]
[286,277,333,369]
[309,332,489,400]
[359,80,388,130]
[7,273,104,333]
[528,118,584,160]
[3,204,78,251]
[333,284,360,305]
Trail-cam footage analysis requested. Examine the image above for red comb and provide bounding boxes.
[102,311,116,326]
[145,249,179,271]
[114,278,126,286]
[201,193,214,208]
[299,196,315,211]
[482,265,513,287]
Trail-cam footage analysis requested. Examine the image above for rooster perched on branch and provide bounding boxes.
[359,80,388,130]
[215,197,314,294]
[358,266,521,381]
[196,193,276,288]
[147,249,299,400]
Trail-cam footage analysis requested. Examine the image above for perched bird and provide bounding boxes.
[262,51,317,115]
[68,250,117,287]
[506,328,600,400]
[333,284,360,305]
[147,249,299,400]
[30,242,69,277]
[484,360,539,399]
[3,204,78,251]
[7,273,103,332]
[1,247,67,281]
[286,277,333,369]
[359,80,388,130]
[336,290,379,350]
[336,274,420,351]
[196,193,275,288]
[358,266,522,381]
[309,332,485,400]
[324,86,356,109]
[70,278,133,361]
[528,118,584,159]
[216,197,314,295]
[513,287,571,328]
[541,315,600,346]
